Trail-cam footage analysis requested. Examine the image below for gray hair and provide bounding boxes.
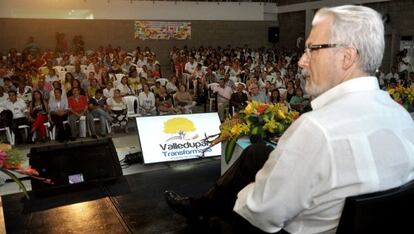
[313,5,384,74]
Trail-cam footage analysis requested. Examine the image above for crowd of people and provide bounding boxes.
[169,43,414,120]
[0,41,167,144]
[170,44,337,120]
[0,36,317,145]
[376,48,414,88]
[0,32,412,145]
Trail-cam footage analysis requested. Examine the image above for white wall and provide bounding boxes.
[0,0,276,21]
[276,0,390,36]
[276,0,390,13]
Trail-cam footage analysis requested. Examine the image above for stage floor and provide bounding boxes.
[2,160,221,234]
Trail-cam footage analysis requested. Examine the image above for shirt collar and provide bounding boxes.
[311,76,379,110]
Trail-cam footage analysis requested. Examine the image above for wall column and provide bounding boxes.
[305,9,314,37]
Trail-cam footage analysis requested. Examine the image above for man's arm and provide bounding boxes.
[234,116,330,233]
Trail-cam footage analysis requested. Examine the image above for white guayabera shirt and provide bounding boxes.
[234,77,414,234]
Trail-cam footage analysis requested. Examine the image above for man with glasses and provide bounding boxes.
[165,5,414,234]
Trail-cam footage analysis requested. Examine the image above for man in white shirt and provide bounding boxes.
[0,86,8,103]
[398,49,411,76]
[165,5,414,234]
[248,83,268,103]
[385,66,399,82]
[45,68,60,85]
[3,90,30,144]
[213,78,233,121]
[183,57,197,89]
[121,56,134,73]
[72,63,87,82]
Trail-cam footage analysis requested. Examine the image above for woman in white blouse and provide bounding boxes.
[166,76,178,94]
[138,84,156,116]
[116,76,134,96]
[106,89,128,132]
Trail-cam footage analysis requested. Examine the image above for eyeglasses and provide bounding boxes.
[303,44,346,58]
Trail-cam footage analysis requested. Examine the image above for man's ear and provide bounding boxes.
[342,47,358,70]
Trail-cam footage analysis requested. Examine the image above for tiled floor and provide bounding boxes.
[0,104,220,196]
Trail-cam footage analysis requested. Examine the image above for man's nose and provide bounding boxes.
[298,53,309,69]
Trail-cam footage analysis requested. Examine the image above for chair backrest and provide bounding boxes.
[336,179,414,234]
[156,78,169,86]
[115,73,125,80]
[114,73,125,86]
[207,83,219,98]
[208,82,219,89]
[53,65,65,73]
[235,82,246,89]
[80,64,88,72]
[124,95,139,116]
[65,65,75,73]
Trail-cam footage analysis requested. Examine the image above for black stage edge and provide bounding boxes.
[2,160,221,234]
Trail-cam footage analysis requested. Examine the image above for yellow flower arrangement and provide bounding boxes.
[204,101,299,163]
[388,86,414,112]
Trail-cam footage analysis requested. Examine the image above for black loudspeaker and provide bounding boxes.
[29,138,123,192]
[268,27,279,43]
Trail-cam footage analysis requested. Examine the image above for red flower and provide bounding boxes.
[14,166,39,176]
[0,151,6,168]
[257,104,268,114]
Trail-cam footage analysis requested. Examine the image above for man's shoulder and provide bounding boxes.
[2,100,12,106]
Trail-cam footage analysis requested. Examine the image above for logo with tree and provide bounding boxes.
[164,117,199,141]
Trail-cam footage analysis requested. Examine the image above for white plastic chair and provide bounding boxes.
[79,116,87,138]
[65,65,75,73]
[80,65,88,73]
[53,65,65,73]
[51,120,70,141]
[278,88,287,100]
[92,118,112,135]
[114,73,125,86]
[57,71,67,84]
[10,124,30,145]
[208,82,220,112]
[136,67,143,74]
[124,96,141,119]
[52,117,87,138]
[31,122,53,142]
[156,78,169,86]
[0,127,13,145]
[235,82,247,89]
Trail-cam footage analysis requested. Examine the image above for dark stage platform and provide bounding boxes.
[2,160,221,234]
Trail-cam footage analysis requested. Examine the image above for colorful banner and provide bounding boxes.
[136,113,221,164]
[134,21,191,40]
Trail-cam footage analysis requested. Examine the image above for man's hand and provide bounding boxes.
[56,110,66,116]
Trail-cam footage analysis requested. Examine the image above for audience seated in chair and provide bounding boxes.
[229,83,248,115]
[156,86,175,115]
[166,76,178,94]
[49,88,70,142]
[117,76,134,96]
[28,90,49,143]
[288,87,310,113]
[2,90,30,144]
[89,89,112,137]
[67,87,97,140]
[248,83,269,103]
[138,84,157,116]
[174,84,195,114]
[106,89,128,133]
[213,78,233,121]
